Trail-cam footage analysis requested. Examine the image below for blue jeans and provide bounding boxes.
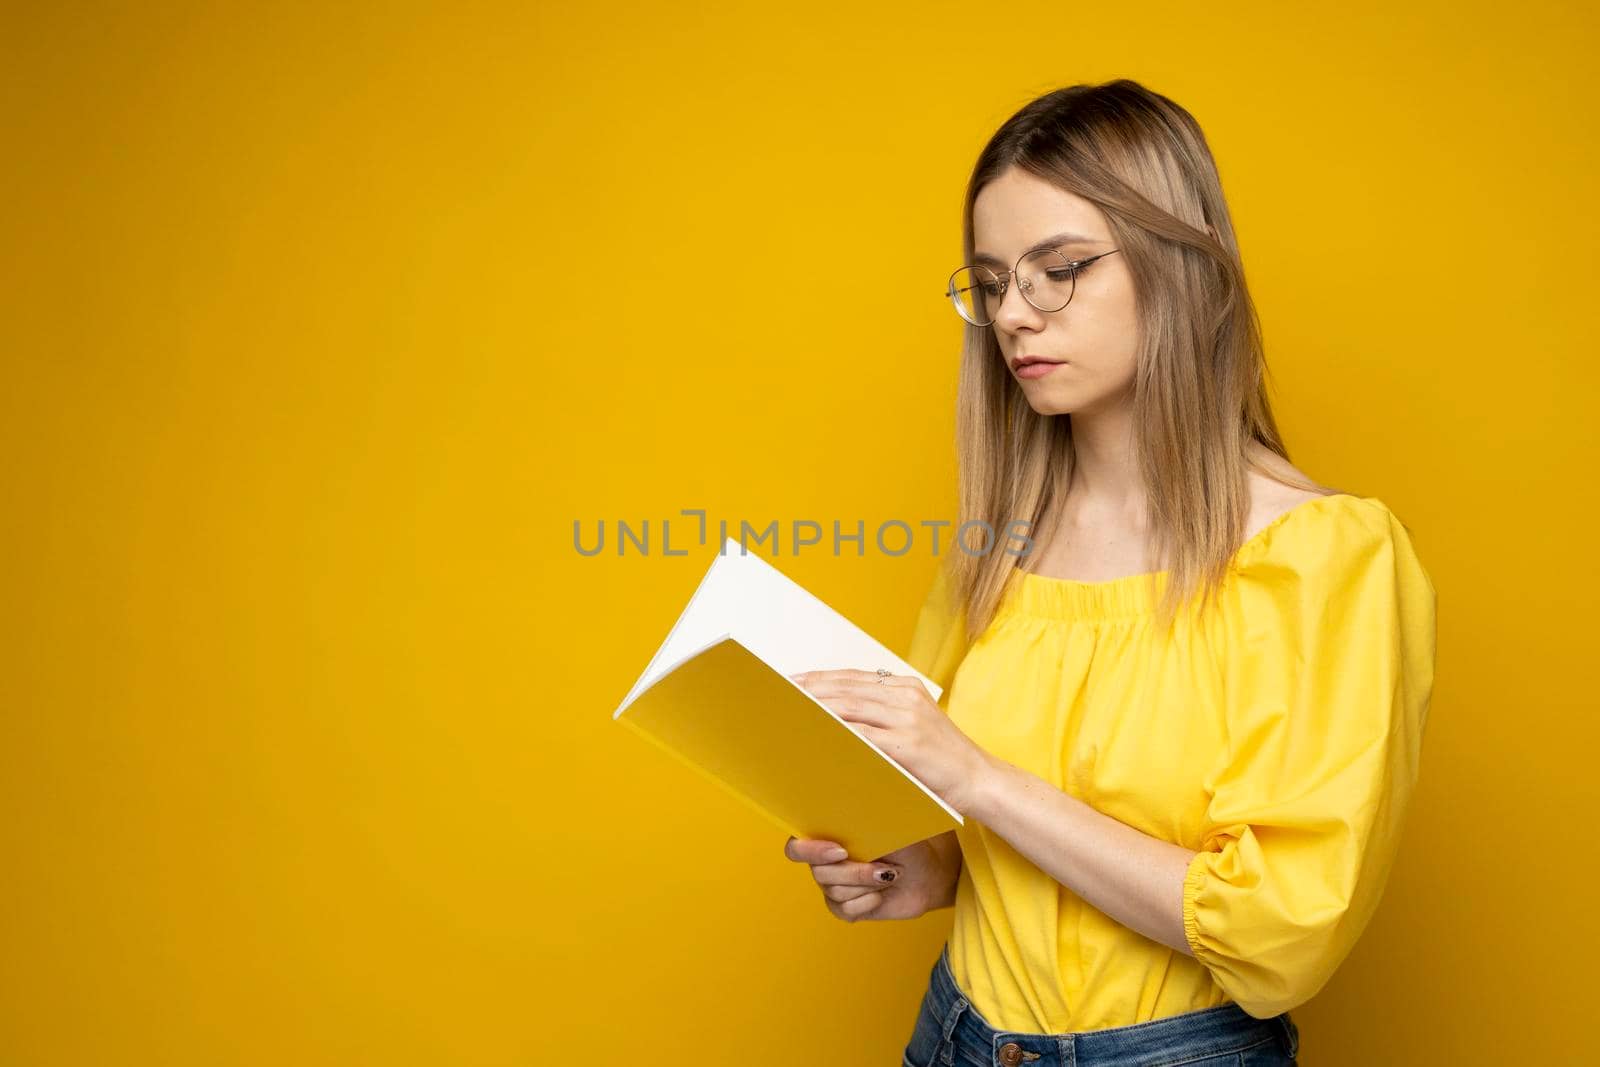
[903,945,1300,1067]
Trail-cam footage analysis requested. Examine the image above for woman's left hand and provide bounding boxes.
[788,669,993,818]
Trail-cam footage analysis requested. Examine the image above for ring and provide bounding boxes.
[875,667,890,684]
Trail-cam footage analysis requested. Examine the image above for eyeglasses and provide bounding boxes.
[943,248,1120,327]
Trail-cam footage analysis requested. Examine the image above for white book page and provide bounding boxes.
[721,541,941,700]
[614,545,744,717]
[614,537,941,719]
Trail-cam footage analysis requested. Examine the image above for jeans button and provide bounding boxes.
[999,1043,1023,1066]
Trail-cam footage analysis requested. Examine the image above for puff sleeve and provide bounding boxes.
[905,562,971,710]
[1181,500,1438,1018]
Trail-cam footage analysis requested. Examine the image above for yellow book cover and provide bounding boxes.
[613,538,961,862]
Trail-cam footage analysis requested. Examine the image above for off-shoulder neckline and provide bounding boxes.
[1017,491,1376,591]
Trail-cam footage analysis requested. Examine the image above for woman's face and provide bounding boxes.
[969,167,1140,417]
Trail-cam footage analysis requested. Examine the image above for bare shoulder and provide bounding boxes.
[1243,446,1340,541]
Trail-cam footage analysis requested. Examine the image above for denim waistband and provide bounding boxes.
[923,944,1299,1065]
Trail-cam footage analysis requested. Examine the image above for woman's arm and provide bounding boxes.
[923,829,963,912]
[967,752,1197,954]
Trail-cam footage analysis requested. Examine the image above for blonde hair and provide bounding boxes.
[947,79,1339,640]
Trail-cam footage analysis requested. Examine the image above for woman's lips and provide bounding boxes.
[1015,360,1065,380]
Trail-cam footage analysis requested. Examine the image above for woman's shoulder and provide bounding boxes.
[1231,468,1418,583]
[1220,472,1437,722]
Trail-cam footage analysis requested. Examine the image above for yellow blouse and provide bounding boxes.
[906,493,1436,1031]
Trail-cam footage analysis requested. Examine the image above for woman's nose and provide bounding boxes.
[995,274,1042,326]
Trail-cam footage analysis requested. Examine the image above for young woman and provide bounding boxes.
[786,80,1436,1066]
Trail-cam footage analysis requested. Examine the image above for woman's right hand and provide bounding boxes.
[783,834,953,923]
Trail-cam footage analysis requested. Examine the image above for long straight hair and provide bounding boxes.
[948,79,1339,641]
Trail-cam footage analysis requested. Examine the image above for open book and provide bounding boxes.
[612,537,963,862]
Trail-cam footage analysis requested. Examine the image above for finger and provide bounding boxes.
[836,891,885,921]
[792,669,920,692]
[805,681,918,712]
[825,882,891,903]
[784,836,849,864]
[825,697,898,729]
[796,668,921,689]
[812,859,901,888]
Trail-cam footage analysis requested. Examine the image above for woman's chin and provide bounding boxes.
[1019,387,1074,416]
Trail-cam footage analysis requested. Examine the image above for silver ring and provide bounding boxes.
[875,667,890,684]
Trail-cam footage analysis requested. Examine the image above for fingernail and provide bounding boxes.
[825,846,848,862]
[876,868,897,883]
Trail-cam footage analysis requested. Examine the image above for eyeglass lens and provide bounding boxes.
[948,248,1079,327]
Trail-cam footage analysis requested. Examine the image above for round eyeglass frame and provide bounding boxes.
[943,248,1121,327]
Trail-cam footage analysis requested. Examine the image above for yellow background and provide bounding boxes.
[3,2,1595,1063]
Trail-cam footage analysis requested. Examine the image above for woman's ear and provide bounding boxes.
[1206,223,1219,242]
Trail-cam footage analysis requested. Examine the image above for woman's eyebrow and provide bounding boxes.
[973,232,1100,267]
